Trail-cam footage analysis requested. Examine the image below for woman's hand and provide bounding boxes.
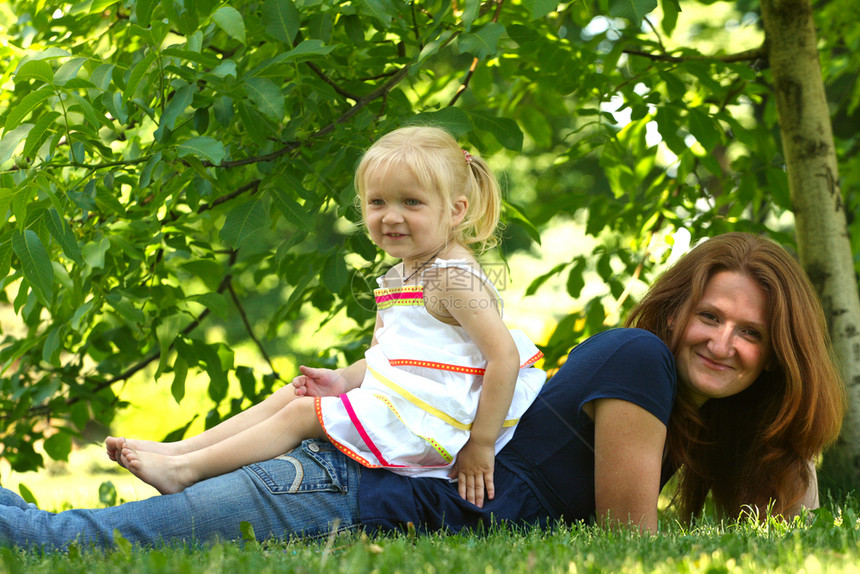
[449,438,495,508]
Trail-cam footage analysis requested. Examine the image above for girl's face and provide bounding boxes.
[362,164,465,266]
[675,271,774,406]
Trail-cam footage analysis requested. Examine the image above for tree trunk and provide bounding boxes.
[760,0,860,489]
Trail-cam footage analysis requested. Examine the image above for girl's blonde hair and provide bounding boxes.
[354,126,502,252]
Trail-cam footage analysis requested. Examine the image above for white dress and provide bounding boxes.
[315,259,547,479]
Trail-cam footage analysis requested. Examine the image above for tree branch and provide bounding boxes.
[305,61,361,101]
[623,45,766,64]
[197,179,261,214]
[448,0,505,107]
[228,282,283,382]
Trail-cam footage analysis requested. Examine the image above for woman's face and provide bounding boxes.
[675,271,774,406]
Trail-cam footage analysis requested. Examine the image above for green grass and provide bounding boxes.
[2,499,858,573]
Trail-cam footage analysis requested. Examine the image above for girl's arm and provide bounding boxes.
[587,398,667,532]
[293,313,382,397]
[436,268,519,508]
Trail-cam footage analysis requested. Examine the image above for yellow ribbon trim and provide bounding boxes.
[367,366,519,430]
[372,393,454,463]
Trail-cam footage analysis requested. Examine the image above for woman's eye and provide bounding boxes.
[742,328,763,341]
[699,311,718,322]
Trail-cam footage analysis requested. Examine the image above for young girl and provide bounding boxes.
[106,126,546,507]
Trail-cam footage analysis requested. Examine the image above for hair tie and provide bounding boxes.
[463,150,473,164]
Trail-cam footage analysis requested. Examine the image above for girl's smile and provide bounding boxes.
[363,163,466,269]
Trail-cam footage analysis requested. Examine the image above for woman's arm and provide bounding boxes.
[589,398,668,532]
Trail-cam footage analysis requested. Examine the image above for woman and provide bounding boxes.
[0,233,845,547]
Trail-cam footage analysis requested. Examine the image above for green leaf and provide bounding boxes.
[504,202,541,244]
[161,48,222,68]
[18,483,38,505]
[99,481,118,507]
[42,325,62,365]
[609,0,658,27]
[263,0,300,44]
[106,291,145,324]
[156,315,182,361]
[46,208,83,265]
[236,366,256,398]
[70,93,109,131]
[0,231,13,284]
[417,29,455,65]
[525,262,567,297]
[70,298,95,332]
[156,314,182,376]
[244,77,285,120]
[134,0,158,25]
[531,0,558,19]
[12,230,54,306]
[82,236,110,269]
[195,341,229,403]
[687,108,721,151]
[220,198,268,248]
[462,0,479,30]
[412,107,472,136]
[23,111,60,159]
[123,50,158,103]
[113,530,132,556]
[44,431,72,461]
[270,186,313,230]
[280,39,336,61]
[15,60,54,85]
[176,136,226,165]
[468,111,523,151]
[322,254,348,292]
[155,83,195,139]
[0,125,32,166]
[189,292,229,318]
[566,258,587,298]
[458,22,505,60]
[240,521,256,543]
[53,58,87,86]
[180,260,225,291]
[5,86,53,132]
[171,356,188,404]
[213,6,246,44]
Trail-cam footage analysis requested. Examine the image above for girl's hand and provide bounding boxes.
[292,366,350,397]
[449,438,495,508]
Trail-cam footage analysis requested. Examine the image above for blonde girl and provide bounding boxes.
[106,126,546,507]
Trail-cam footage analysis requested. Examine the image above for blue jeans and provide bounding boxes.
[0,440,361,549]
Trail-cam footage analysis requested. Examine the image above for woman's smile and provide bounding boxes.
[675,271,772,406]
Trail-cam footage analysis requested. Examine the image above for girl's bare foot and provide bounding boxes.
[105,436,126,466]
[107,436,187,463]
[120,446,197,495]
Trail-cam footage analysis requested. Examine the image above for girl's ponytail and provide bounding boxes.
[462,155,502,252]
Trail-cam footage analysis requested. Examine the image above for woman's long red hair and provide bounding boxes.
[625,233,845,520]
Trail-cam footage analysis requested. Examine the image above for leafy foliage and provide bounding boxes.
[0,0,857,473]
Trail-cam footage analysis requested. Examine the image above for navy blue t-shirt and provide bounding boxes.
[357,328,677,532]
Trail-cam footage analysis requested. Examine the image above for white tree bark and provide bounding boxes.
[760,0,860,485]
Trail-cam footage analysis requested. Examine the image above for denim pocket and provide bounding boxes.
[245,439,351,495]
